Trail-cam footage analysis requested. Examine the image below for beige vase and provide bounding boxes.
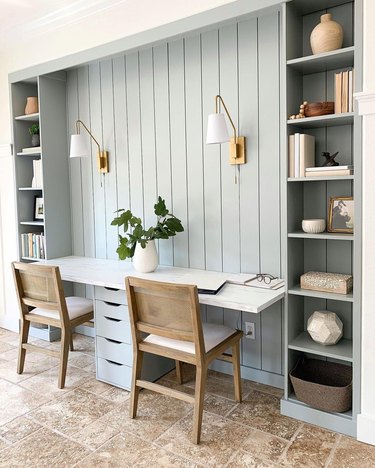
[310,13,343,55]
[24,97,39,115]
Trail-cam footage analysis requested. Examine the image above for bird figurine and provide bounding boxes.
[322,151,339,167]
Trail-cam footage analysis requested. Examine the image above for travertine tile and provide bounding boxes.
[157,411,254,466]
[77,431,196,467]
[0,416,41,444]
[46,333,95,356]
[19,363,93,396]
[71,418,121,450]
[0,427,91,467]
[100,392,191,440]
[78,377,113,395]
[0,439,8,452]
[0,378,49,426]
[227,390,300,440]
[281,424,338,467]
[227,449,279,467]
[329,435,375,468]
[67,351,95,369]
[29,387,115,436]
[0,342,16,354]
[100,385,131,404]
[242,427,289,462]
[203,393,239,417]
[0,356,57,383]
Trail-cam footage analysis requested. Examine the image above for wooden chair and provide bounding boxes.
[125,276,243,444]
[12,262,94,389]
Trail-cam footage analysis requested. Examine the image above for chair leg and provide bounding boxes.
[17,320,30,374]
[192,363,207,444]
[232,340,242,403]
[129,349,144,419]
[58,328,70,389]
[175,360,183,384]
[70,332,74,352]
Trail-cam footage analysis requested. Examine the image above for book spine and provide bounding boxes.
[306,170,352,177]
[299,134,315,178]
[289,134,295,177]
[335,72,342,114]
[294,133,300,178]
[342,70,349,113]
[348,69,353,113]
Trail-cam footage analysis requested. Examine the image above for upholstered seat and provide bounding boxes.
[126,276,243,444]
[12,262,94,389]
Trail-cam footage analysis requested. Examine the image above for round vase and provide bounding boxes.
[31,134,40,147]
[24,97,39,115]
[133,240,158,273]
[310,13,343,55]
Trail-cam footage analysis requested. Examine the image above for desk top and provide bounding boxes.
[42,256,284,314]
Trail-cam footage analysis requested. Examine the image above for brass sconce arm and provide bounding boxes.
[215,95,237,143]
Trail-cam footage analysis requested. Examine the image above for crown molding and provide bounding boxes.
[354,92,375,116]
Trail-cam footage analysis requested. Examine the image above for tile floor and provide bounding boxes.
[0,328,374,467]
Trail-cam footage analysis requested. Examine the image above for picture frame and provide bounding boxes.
[328,196,354,233]
[33,196,44,221]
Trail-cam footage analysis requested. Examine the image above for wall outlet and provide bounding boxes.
[245,321,255,340]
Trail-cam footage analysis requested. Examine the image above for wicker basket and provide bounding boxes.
[290,357,352,413]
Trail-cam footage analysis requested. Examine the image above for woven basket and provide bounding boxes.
[290,357,352,413]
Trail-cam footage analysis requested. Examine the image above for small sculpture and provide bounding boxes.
[322,151,339,167]
[307,310,343,345]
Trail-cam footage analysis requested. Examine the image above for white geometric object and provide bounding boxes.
[307,310,343,345]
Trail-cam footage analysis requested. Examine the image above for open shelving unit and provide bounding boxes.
[280,0,362,437]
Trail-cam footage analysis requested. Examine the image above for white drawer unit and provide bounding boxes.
[96,336,132,366]
[94,286,127,305]
[97,357,132,390]
[96,314,131,343]
[95,299,129,321]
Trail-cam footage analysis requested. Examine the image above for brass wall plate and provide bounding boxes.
[98,151,109,173]
[229,136,246,165]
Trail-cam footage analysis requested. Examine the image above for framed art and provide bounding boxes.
[34,196,44,221]
[328,196,354,233]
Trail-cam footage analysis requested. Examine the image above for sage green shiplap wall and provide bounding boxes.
[67,11,283,384]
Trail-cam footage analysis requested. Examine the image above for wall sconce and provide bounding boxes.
[206,95,246,166]
[69,119,109,173]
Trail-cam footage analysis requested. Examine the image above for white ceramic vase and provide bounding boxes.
[310,13,343,55]
[133,240,158,273]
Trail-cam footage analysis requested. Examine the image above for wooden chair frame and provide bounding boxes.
[12,262,93,389]
[125,276,243,444]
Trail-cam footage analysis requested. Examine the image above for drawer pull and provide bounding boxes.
[105,337,122,344]
[105,359,122,366]
[104,287,120,291]
[103,301,121,307]
[104,316,121,323]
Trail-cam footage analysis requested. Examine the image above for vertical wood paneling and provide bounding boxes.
[125,52,144,223]
[168,39,189,268]
[220,23,241,274]
[101,60,118,260]
[238,18,260,273]
[89,63,106,259]
[201,29,221,272]
[185,35,205,269]
[67,11,283,380]
[112,55,130,258]
[139,49,157,231]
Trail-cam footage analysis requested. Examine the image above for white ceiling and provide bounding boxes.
[0,0,127,43]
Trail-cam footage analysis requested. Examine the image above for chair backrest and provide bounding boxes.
[125,276,205,357]
[12,262,69,324]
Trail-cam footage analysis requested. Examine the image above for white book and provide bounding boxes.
[299,134,315,178]
[294,133,300,178]
[306,165,353,172]
[22,146,41,153]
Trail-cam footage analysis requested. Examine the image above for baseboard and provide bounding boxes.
[357,414,375,446]
[74,324,95,337]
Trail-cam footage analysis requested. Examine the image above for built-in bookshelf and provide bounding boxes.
[281,0,362,437]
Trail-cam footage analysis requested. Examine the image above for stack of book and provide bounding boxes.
[289,133,315,178]
[31,159,43,188]
[335,69,354,113]
[305,165,353,177]
[21,233,45,259]
[21,146,41,154]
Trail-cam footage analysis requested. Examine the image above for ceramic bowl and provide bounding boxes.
[302,219,326,234]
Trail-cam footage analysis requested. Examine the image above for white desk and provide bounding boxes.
[43,256,284,313]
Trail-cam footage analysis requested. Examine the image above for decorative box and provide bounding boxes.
[300,271,353,295]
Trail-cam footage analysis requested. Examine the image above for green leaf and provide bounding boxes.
[154,196,169,217]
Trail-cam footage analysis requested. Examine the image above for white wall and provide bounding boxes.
[356,0,375,447]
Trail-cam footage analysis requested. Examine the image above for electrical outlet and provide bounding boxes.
[245,321,255,340]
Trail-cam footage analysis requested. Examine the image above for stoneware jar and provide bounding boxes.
[133,240,158,273]
[310,13,343,55]
[24,97,39,115]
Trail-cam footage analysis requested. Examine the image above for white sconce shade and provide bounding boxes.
[69,134,89,158]
[206,113,230,144]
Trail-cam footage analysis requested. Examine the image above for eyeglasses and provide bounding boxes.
[256,273,278,284]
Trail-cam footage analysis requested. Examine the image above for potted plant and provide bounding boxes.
[28,123,40,147]
[111,196,184,272]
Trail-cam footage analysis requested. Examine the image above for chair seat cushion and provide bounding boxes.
[29,296,93,321]
[143,323,237,354]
